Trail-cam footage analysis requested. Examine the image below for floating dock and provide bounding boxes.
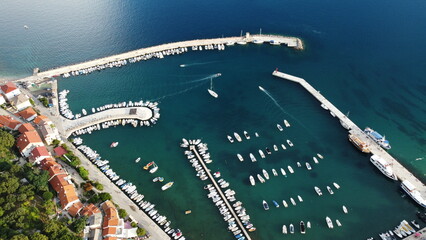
[272,70,426,202]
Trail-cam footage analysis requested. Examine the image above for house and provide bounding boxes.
[16,131,44,157]
[34,115,52,125]
[0,95,5,105]
[18,123,35,133]
[0,82,21,100]
[16,107,38,121]
[10,94,32,111]
[100,200,137,239]
[39,122,61,145]
[58,184,82,213]
[0,115,22,130]
[28,146,51,164]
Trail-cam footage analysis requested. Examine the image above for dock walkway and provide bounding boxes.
[272,70,426,200]
[189,144,252,240]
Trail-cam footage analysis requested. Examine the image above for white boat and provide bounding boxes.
[249,175,255,186]
[289,224,294,234]
[336,219,342,227]
[284,120,290,127]
[313,157,319,164]
[330,111,336,117]
[307,221,311,229]
[237,154,244,162]
[262,200,269,210]
[282,200,288,207]
[225,42,235,46]
[298,195,303,202]
[342,205,348,214]
[243,131,250,139]
[236,41,247,45]
[110,142,119,148]
[287,166,294,174]
[258,150,266,159]
[281,144,287,150]
[282,225,287,234]
[255,132,259,137]
[135,157,141,163]
[272,169,278,176]
[326,217,334,229]
[234,132,242,142]
[286,139,294,147]
[280,168,287,176]
[297,162,301,167]
[306,162,312,170]
[249,153,257,162]
[370,154,397,180]
[207,89,218,98]
[321,103,329,110]
[149,163,158,174]
[327,186,334,194]
[273,145,278,151]
[227,135,234,143]
[257,174,265,183]
[333,182,341,189]
[277,124,283,131]
[290,198,296,205]
[314,186,323,196]
[317,153,324,159]
[161,182,174,191]
[262,169,270,180]
[253,39,263,44]
[401,181,426,208]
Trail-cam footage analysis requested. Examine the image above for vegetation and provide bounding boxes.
[77,167,89,180]
[118,208,127,218]
[0,129,16,161]
[28,98,35,106]
[137,227,147,236]
[94,182,103,191]
[38,97,49,108]
[51,139,61,147]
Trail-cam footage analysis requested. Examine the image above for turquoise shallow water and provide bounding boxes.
[1,0,426,239]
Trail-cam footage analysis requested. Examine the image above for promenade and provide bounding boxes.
[272,70,426,200]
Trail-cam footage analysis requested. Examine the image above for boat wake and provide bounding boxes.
[180,61,218,68]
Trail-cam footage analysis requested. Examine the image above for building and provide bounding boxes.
[0,115,22,130]
[18,123,36,133]
[34,115,52,125]
[81,204,103,240]
[0,95,5,105]
[101,201,137,240]
[28,146,51,164]
[39,122,61,145]
[16,107,38,121]
[10,94,32,111]
[16,131,44,157]
[0,82,21,100]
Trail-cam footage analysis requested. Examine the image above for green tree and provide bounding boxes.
[10,234,29,240]
[98,192,111,202]
[77,167,89,180]
[71,216,87,233]
[137,227,146,236]
[0,130,15,148]
[51,139,60,147]
[94,182,103,190]
[118,208,127,218]
[42,191,53,200]
[30,232,48,240]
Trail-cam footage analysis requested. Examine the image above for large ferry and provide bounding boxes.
[364,127,391,150]
[370,154,397,180]
[401,180,426,208]
[348,134,370,153]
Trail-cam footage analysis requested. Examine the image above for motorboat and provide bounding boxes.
[281,144,287,150]
[287,166,294,174]
[290,198,296,206]
[262,169,270,180]
[289,224,294,234]
[249,176,255,186]
[262,200,269,210]
[306,162,312,170]
[336,219,342,227]
[243,131,250,139]
[313,156,319,164]
[298,195,303,202]
[280,168,287,176]
[327,186,334,194]
[265,147,272,155]
[273,145,278,151]
[282,225,287,234]
[237,154,244,162]
[273,200,279,208]
[282,200,288,207]
[333,182,341,189]
[258,150,266,159]
[257,174,265,183]
[277,124,283,131]
[110,142,119,148]
[314,186,323,196]
[297,162,301,167]
[272,169,278,176]
[342,205,348,214]
[234,132,242,142]
[135,157,141,163]
[317,153,324,159]
[286,140,294,147]
[149,163,158,174]
[227,135,234,143]
[161,182,174,191]
[250,153,257,162]
[300,221,306,234]
[326,217,333,228]
[284,120,290,127]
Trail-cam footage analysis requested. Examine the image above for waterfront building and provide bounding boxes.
[16,107,38,121]
[0,115,22,130]
[0,82,21,100]
[16,130,44,157]
[10,94,32,111]
[101,200,138,240]
[39,122,61,145]
[34,115,52,125]
[18,123,35,133]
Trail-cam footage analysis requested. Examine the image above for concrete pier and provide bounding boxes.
[272,70,426,201]
[14,33,302,83]
[189,144,252,240]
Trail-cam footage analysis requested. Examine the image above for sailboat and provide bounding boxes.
[207,78,218,98]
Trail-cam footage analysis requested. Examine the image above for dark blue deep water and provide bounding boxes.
[1,1,425,239]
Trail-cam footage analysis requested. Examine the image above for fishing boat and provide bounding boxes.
[143,161,154,170]
[272,169,278,176]
[286,139,294,147]
[234,132,242,142]
[290,198,296,206]
[161,182,174,191]
[336,219,342,227]
[237,154,244,162]
[287,166,294,174]
[149,163,158,174]
[243,131,250,139]
[317,153,324,159]
[262,200,269,210]
[326,217,334,228]
[273,200,279,208]
[153,177,164,182]
[284,120,290,127]
[135,157,141,163]
[313,156,319,164]
[265,147,272,155]
[258,150,265,159]
[281,144,287,150]
[306,162,312,170]
[298,195,303,202]
[282,225,287,234]
[364,127,391,150]
[227,135,234,143]
[327,186,334,194]
[277,124,284,131]
[110,142,119,148]
[314,186,323,196]
[333,182,341,189]
[297,162,301,167]
[300,221,306,234]
[257,174,265,183]
[273,145,278,151]
[250,153,257,162]
[249,175,255,186]
[289,224,294,234]
[280,168,287,176]
[342,205,348,214]
[307,221,311,229]
[282,200,288,207]
[262,169,270,180]
[370,154,397,180]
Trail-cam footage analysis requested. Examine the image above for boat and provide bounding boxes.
[227,135,234,143]
[281,144,287,150]
[284,120,290,127]
[411,220,420,229]
[321,103,329,110]
[237,154,244,162]
[273,145,278,151]
[272,169,278,176]
[282,225,287,234]
[257,174,265,183]
[342,205,348,214]
[314,186,323,196]
[265,148,272,155]
[110,142,119,148]
[273,200,279,208]
[153,177,164,182]
[297,162,301,167]
[326,217,334,228]
[185,210,191,215]
[243,131,250,139]
[333,182,340,189]
[280,168,287,176]
[300,221,306,234]
[258,150,265,159]
[24,25,29,29]
[307,221,311,229]
[143,161,154,170]
[262,200,269,210]
[213,172,221,178]
[317,153,324,159]
[249,175,255,186]
[208,89,218,98]
[161,182,174,191]
[286,139,294,147]
[327,186,334,194]
[255,132,259,137]
[313,157,319,164]
[289,224,294,234]
[298,195,303,202]
[234,132,242,142]
[270,40,281,46]
[249,153,257,162]
[306,162,312,170]
[364,127,391,150]
[135,157,141,163]
[348,134,370,153]
[282,200,288,207]
[330,111,336,117]
[287,166,294,174]
[149,163,158,173]
[262,169,270,180]
[401,180,426,207]
[277,124,283,131]
[290,198,296,206]
[336,219,342,227]
[370,154,397,180]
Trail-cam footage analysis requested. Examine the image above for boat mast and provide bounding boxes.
[260,28,262,36]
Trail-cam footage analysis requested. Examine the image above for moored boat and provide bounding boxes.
[234,132,242,142]
[307,221,311,228]
[314,186,323,196]
[110,142,119,148]
[272,169,278,176]
[313,156,319,164]
[290,198,296,206]
[289,224,294,234]
[258,150,266,159]
[297,162,301,167]
[348,134,370,153]
[286,139,294,147]
[273,200,279,208]
[401,180,426,208]
[280,168,286,176]
[281,144,287,150]
[333,182,340,189]
[287,166,294,174]
[243,131,250,139]
[262,200,269,210]
[284,120,290,127]
[250,153,257,162]
[342,205,348,214]
[277,124,283,131]
[161,181,174,191]
[282,225,287,234]
[364,127,391,150]
[282,200,288,207]
[227,135,234,143]
[306,162,312,170]
[300,221,306,234]
[249,175,255,186]
[327,186,334,194]
[257,174,265,183]
[237,154,244,162]
[135,157,141,163]
[262,169,270,180]
[370,154,397,180]
[149,163,158,173]
[326,217,334,228]
[317,153,324,159]
[273,145,278,151]
[298,195,303,202]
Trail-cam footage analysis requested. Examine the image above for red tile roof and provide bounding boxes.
[80,203,101,216]
[39,158,56,170]
[34,115,50,125]
[16,131,43,153]
[47,162,67,178]
[59,184,79,208]
[18,123,35,133]
[103,237,118,240]
[0,115,21,130]
[16,107,37,120]
[1,82,18,94]
[31,146,50,158]
[67,201,83,217]
[53,146,67,157]
[49,174,69,192]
